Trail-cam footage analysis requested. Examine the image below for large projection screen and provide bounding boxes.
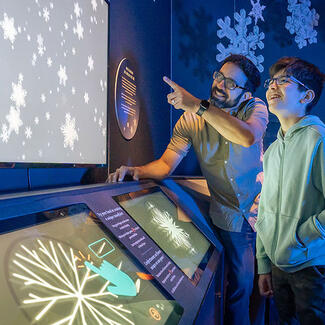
[0,0,108,165]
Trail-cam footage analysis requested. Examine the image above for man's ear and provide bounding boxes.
[300,89,315,104]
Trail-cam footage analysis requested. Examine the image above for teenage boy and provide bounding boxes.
[257,56,325,324]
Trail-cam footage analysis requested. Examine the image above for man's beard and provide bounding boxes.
[209,86,244,109]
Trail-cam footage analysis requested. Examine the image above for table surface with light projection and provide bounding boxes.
[0,179,223,325]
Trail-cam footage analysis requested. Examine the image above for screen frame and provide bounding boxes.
[0,0,110,169]
[112,186,214,285]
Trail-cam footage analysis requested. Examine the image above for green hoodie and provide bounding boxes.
[256,115,325,274]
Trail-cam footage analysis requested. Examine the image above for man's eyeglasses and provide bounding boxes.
[213,71,247,91]
[264,75,310,90]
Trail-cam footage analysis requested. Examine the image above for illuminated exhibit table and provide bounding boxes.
[0,179,224,324]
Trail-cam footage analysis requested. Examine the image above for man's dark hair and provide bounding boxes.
[221,54,261,93]
[269,56,325,113]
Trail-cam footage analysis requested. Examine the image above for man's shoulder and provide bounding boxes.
[246,97,267,109]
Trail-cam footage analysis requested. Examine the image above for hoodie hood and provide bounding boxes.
[277,115,325,141]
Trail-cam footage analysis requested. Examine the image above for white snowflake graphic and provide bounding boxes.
[73,20,84,40]
[47,57,52,67]
[58,65,68,86]
[249,0,266,25]
[6,106,23,135]
[285,0,319,49]
[61,113,79,150]
[98,117,103,127]
[40,93,46,103]
[64,21,69,30]
[27,34,31,41]
[74,2,82,18]
[11,239,134,324]
[10,74,27,109]
[146,202,196,254]
[72,86,76,95]
[91,0,98,11]
[0,13,18,45]
[32,52,37,66]
[72,47,76,55]
[25,126,32,139]
[217,9,265,72]
[37,34,46,56]
[84,92,89,104]
[45,112,50,120]
[0,124,9,143]
[88,55,94,71]
[34,117,39,125]
[43,7,50,22]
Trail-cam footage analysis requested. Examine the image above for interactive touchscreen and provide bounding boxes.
[0,204,183,325]
[114,188,212,281]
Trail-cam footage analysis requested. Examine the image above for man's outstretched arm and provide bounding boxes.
[107,148,183,183]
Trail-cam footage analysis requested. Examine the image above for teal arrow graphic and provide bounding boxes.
[84,260,137,297]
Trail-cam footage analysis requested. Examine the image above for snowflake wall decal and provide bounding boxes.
[61,113,79,150]
[37,34,46,56]
[285,0,319,49]
[25,126,32,139]
[43,7,50,22]
[0,123,9,143]
[146,202,196,255]
[74,2,83,18]
[217,9,265,72]
[73,20,84,40]
[249,0,266,25]
[10,239,135,324]
[6,106,23,136]
[91,0,98,11]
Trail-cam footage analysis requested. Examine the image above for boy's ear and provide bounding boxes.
[300,89,315,104]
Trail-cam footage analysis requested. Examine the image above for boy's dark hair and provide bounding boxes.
[221,54,261,93]
[269,57,325,113]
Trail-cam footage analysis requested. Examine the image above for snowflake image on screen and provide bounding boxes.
[146,202,197,255]
[216,9,265,72]
[285,0,319,49]
[9,238,136,325]
[0,0,108,164]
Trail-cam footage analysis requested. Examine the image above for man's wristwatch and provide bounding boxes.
[196,100,210,116]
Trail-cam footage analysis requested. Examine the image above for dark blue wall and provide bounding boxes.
[171,0,325,175]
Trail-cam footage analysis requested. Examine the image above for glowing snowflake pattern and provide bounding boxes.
[0,13,18,45]
[57,64,68,86]
[91,0,98,11]
[74,2,82,18]
[61,113,78,150]
[146,202,196,254]
[25,126,32,139]
[73,20,84,39]
[217,9,265,72]
[6,106,23,135]
[37,34,46,56]
[10,74,27,109]
[285,0,319,49]
[249,0,266,25]
[43,7,50,22]
[11,239,135,324]
[88,55,94,71]
[0,124,9,143]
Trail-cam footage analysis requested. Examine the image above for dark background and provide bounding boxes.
[1,0,324,193]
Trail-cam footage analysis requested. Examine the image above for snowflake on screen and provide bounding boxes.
[217,9,265,72]
[61,113,78,150]
[88,55,94,71]
[285,0,319,49]
[146,202,197,254]
[0,124,9,143]
[91,0,98,11]
[37,34,46,56]
[73,20,84,39]
[249,0,266,25]
[40,93,46,103]
[43,7,50,22]
[25,126,32,139]
[84,92,89,104]
[47,57,52,67]
[0,13,18,46]
[74,2,82,18]
[6,106,23,135]
[32,52,37,66]
[34,117,39,125]
[57,65,68,86]
[11,74,27,109]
